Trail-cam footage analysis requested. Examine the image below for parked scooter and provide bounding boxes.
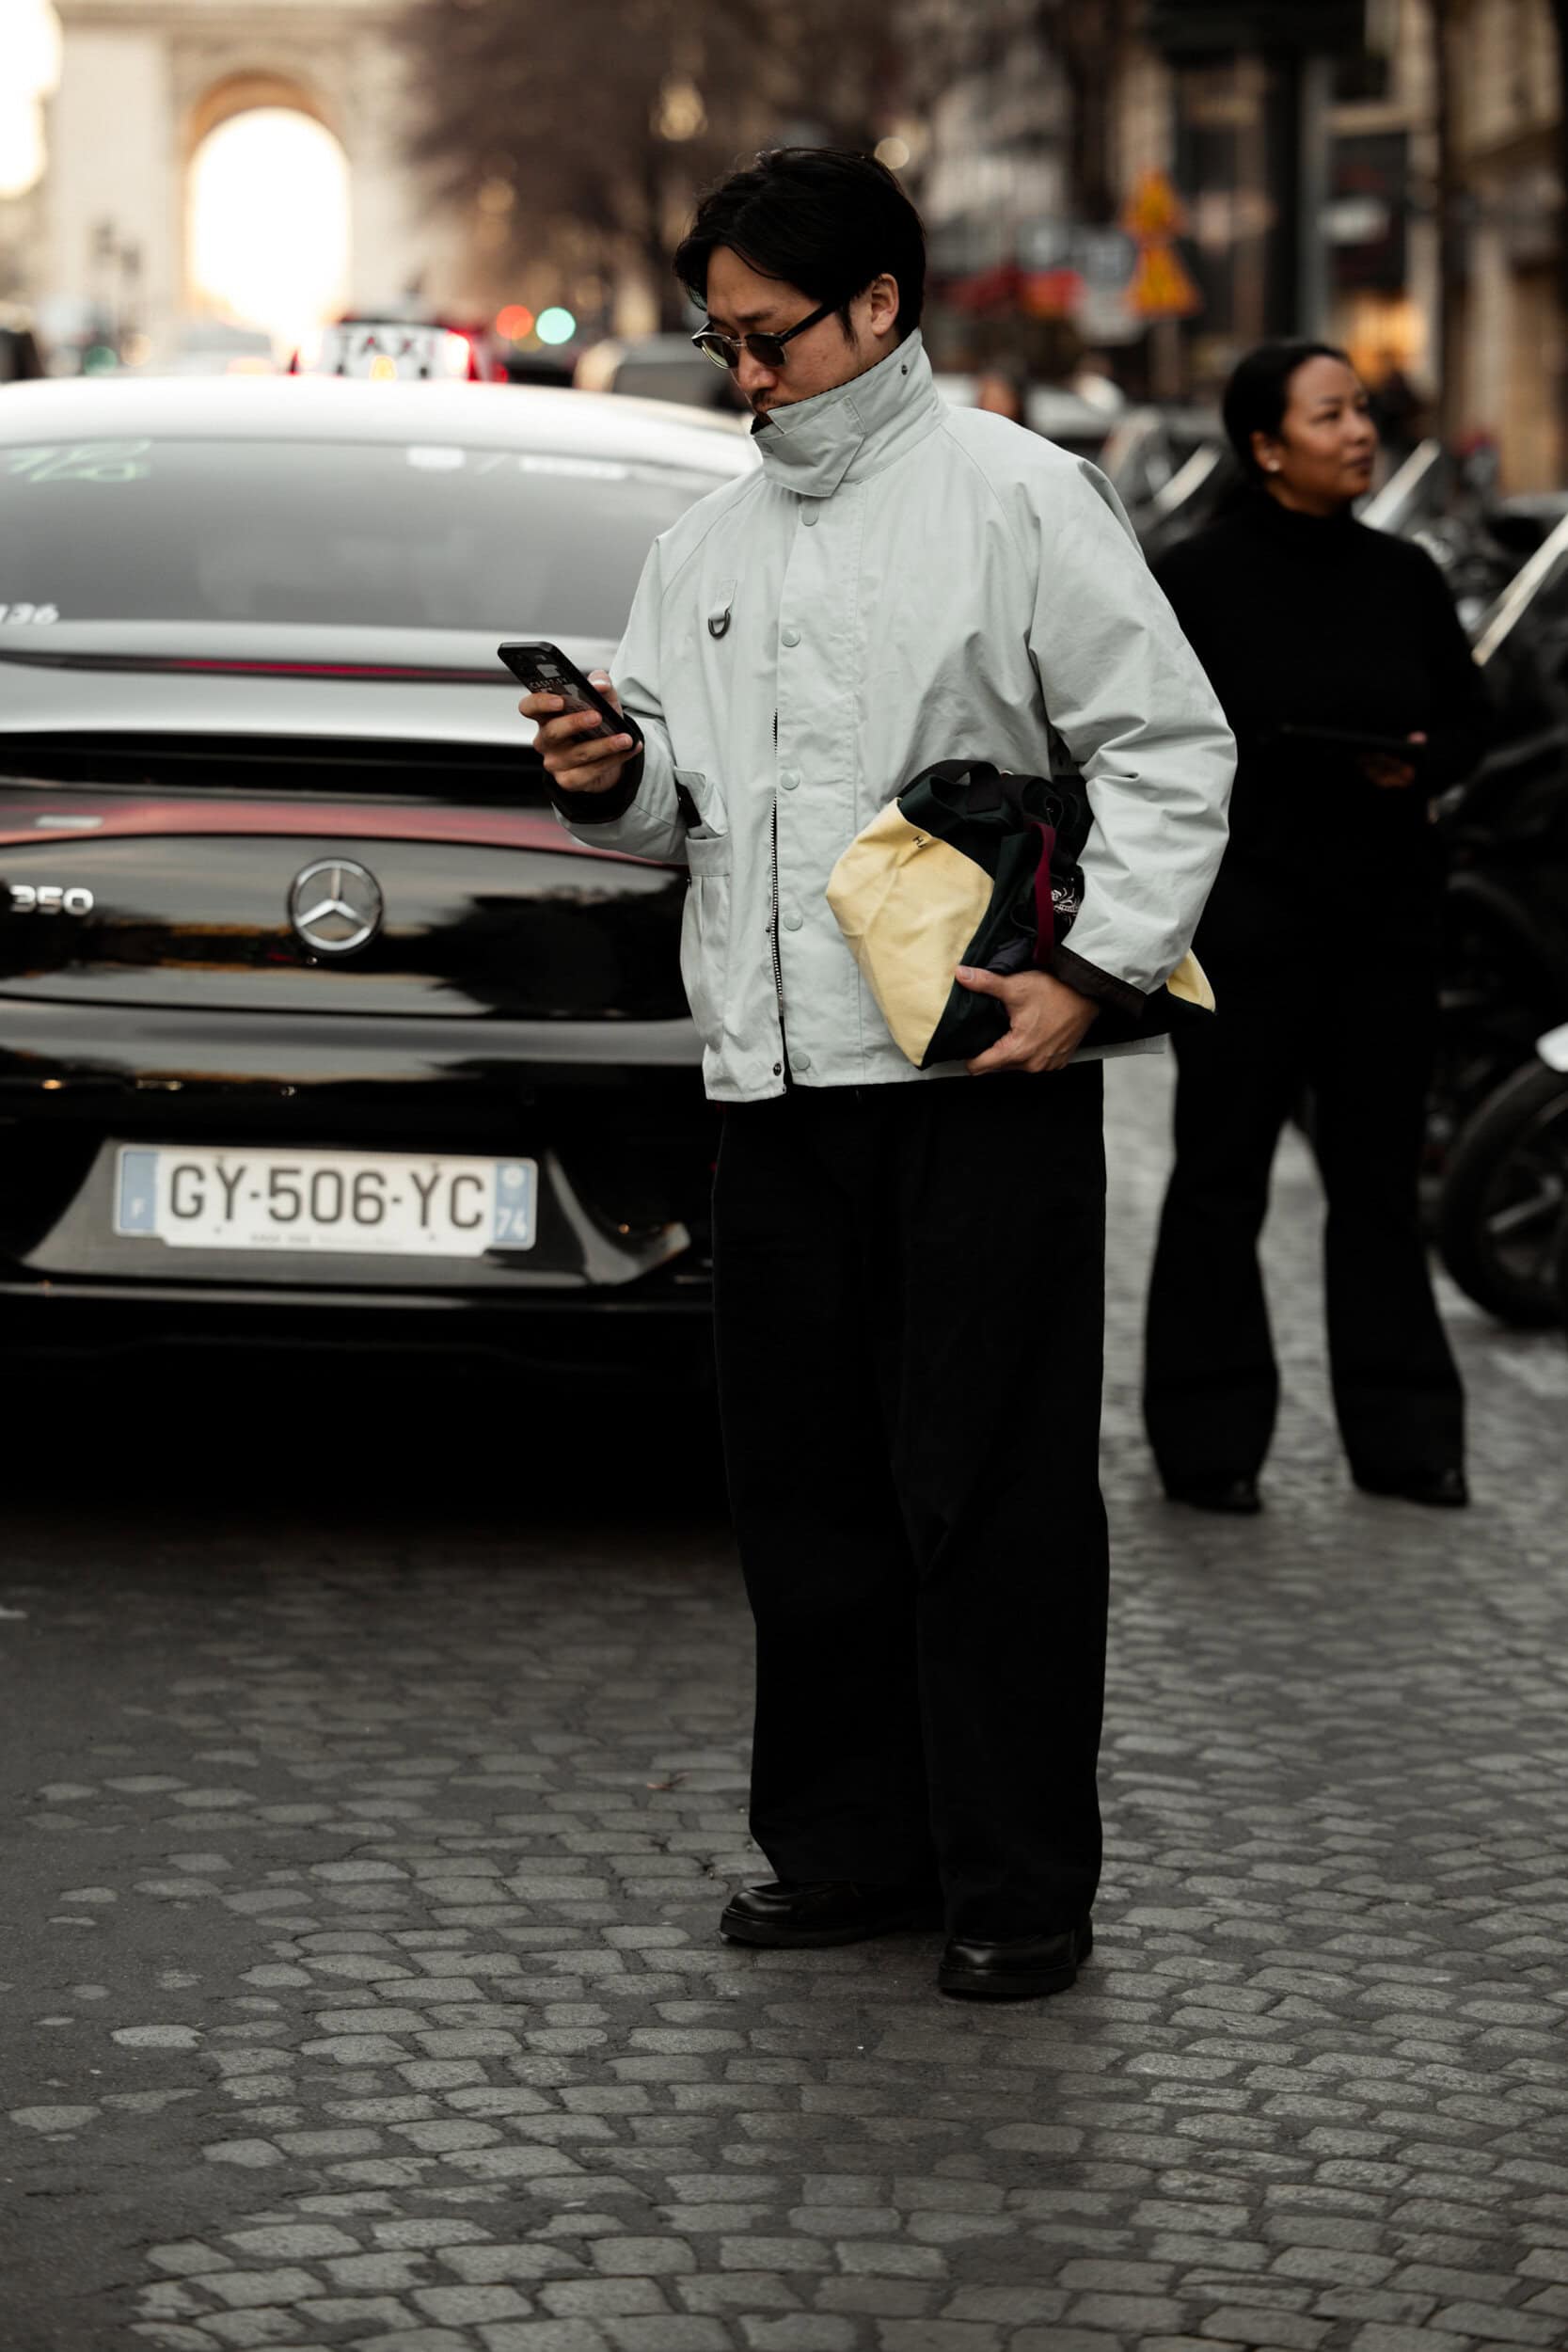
[1437,1022,1568,1326]
[1425,509,1568,1173]
[1368,437,1568,628]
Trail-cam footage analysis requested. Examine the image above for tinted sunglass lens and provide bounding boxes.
[693,334,736,369]
[749,337,786,368]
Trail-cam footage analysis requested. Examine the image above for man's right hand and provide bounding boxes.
[519,670,636,797]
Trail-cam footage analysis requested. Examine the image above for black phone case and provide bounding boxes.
[498,643,643,751]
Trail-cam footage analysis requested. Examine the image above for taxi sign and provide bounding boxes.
[303,324,477,381]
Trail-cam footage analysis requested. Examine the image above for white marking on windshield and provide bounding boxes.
[6,443,153,485]
[518,454,629,481]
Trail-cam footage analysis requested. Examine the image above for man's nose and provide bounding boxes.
[736,351,779,401]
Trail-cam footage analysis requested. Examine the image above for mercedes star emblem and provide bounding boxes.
[288,858,385,956]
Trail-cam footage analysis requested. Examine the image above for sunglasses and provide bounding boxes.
[690,300,835,373]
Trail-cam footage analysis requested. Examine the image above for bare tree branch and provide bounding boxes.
[398,0,898,327]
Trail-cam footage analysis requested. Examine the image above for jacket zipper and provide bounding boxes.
[769,711,789,1075]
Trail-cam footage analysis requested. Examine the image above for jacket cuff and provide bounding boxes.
[549,747,644,826]
[1048,941,1147,1021]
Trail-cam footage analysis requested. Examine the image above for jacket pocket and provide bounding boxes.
[674,769,730,1041]
[674,767,729,855]
[679,865,730,1042]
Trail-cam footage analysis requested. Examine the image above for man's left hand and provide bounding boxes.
[1361,729,1427,790]
[956,965,1100,1074]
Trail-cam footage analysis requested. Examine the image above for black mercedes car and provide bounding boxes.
[0,375,753,1367]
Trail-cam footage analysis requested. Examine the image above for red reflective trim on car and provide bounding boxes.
[0,650,507,682]
[157,660,501,681]
[0,798,641,860]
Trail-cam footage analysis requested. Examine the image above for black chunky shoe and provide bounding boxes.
[1164,1476,1262,1516]
[938,1918,1094,2002]
[1354,1465,1468,1507]
[719,1879,943,1949]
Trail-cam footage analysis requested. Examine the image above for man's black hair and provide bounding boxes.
[673,148,926,337]
[1222,338,1356,480]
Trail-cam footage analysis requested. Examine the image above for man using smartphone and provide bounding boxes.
[517,149,1234,2002]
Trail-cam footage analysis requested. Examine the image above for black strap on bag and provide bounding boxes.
[909,759,1093,869]
[896,757,1209,1066]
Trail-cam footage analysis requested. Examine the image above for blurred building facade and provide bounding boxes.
[5,0,1568,486]
[909,0,1568,490]
[8,0,467,359]
[1439,0,1566,489]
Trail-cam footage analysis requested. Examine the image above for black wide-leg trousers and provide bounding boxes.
[1143,950,1464,1488]
[712,1068,1109,1943]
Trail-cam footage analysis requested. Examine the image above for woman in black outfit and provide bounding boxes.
[1145,340,1490,1513]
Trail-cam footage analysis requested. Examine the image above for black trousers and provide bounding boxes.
[712,1068,1108,1943]
[1144,946,1464,1487]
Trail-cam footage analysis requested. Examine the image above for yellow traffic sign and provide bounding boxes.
[1122,168,1188,242]
[1128,241,1201,318]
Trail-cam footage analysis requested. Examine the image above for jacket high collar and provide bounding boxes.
[751,329,943,500]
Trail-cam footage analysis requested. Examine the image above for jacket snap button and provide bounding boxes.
[801,508,818,526]
[781,627,800,647]
[784,911,803,930]
[791,1051,812,1071]
[779,771,800,790]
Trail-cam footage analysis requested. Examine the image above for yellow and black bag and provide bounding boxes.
[826,759,1212,1068]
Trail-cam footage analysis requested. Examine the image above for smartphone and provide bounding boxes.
[498,641,641,751]
[1278,723,1426,766]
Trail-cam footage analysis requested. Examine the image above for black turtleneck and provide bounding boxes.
[1153,491,1491,941]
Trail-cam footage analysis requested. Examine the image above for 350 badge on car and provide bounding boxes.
[115,1147,537,1257]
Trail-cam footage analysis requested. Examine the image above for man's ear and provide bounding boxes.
[866,273,901,336]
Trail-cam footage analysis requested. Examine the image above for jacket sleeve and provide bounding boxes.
[1024,459,1236,1009]
[550,534,689,866]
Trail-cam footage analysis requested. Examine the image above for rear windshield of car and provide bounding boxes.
[0,437,732,636]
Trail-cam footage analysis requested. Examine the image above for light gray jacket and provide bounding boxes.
[554,331,1235,1103]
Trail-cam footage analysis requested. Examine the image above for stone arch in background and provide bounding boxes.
[183,68,341,164]
[44,0,462,347]
[186,93,352,339]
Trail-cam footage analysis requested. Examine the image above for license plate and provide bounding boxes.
[114,1147,536,1256]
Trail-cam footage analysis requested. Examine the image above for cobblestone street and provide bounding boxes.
[3,1059,1567,2352]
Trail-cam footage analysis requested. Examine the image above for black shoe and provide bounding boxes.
[1164,1475,1261,1516]
[719,1879,943,1949]
[938,1918,1093,2002]
[1354,1465,1468,1507]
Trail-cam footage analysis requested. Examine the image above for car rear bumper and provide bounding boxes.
[0,997,703,1089]
[0,1280,714,1375]
[0,998,718,1335]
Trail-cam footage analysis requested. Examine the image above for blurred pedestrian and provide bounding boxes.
[1367,349,1427,467]
[1144,339,1490,1514]
[1070,350,1125,416]
[974,358,1028,423]
[522,147,1233,2000]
